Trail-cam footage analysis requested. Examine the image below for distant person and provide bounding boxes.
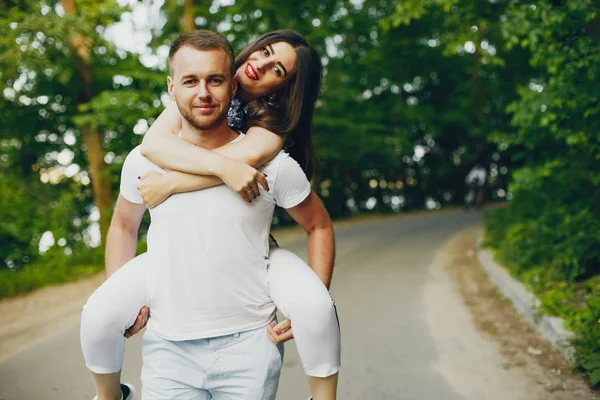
[80,30,340,400]
[464,164,487,209]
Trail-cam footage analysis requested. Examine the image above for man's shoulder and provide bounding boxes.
[125,145,143,161]
[268,151,309,186]
[261,151,299,174]
[124,145,161,170]
[267,151,311,208]
[273,150,299,165]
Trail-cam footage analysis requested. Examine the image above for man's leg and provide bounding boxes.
[141,329,211,400]
[476,187,484,208]
[209,326,284,400]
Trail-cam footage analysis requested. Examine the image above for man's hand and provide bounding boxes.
[216,158,269,203]
[266,319,294,345]
[124,306,149,338]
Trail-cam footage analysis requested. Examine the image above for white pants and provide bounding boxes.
[141,327,283,399]
[81,246,340,378]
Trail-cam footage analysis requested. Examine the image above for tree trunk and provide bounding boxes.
[471,25,488,160]
[183,0,195,32]
[61,0,113,244]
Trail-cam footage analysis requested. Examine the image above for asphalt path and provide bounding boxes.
[0,209,488,400]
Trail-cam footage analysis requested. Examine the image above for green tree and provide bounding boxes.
[485,0,600,385]
[0,0,165,259]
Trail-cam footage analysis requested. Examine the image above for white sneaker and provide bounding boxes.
[92,383,135,400]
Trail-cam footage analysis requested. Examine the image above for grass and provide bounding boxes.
[485,242,600,387]
[0,258,104,300]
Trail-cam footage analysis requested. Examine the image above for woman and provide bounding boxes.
[81,30,340,400]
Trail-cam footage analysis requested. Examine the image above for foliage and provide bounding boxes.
[1,0,523,276]
[0,238,148,300]
[0,246,103,299]
[486,164,600,282]
[0,172,50,268]
[487,208,600,385]
[480,0,600,386]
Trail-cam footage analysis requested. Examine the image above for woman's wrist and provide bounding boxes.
[162,172,178,195]
[211,153,236,178]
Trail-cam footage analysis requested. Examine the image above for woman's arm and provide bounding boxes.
[140,101,228,175]
[138,102,285,204]
[140,101,284,173]
[139,125,284,205]
[213,126,285,167]
[137,170,225,207]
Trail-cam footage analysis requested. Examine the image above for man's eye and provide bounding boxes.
[209,79,222,84]
[184,80,195,84]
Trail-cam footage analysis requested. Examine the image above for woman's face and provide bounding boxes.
[236,41,297,101]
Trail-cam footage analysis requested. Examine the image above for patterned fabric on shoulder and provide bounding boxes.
[228,98,247,132]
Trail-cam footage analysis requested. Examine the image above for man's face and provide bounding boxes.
[168,46,237,131]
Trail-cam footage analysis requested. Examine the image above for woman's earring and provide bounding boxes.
[268,93,277,103]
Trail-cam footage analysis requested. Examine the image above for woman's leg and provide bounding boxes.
[80,253,149,400]
[267,245,340,400]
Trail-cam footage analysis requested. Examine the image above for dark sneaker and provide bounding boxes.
[120,383,135,400]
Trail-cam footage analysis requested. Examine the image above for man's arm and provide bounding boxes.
[105,195,146,278]
[285,191,335,289]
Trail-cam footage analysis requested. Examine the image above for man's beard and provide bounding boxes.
[178,102,229,131]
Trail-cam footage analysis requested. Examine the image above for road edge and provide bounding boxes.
[476,233,576,364]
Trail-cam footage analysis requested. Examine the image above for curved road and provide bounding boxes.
[0,209,525,399]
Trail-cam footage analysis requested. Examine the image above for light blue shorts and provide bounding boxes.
[141,325,284,399]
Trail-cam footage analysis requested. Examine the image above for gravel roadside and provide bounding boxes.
[443,228,596,399]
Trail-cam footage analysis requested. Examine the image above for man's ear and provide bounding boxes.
[167,76,175,100]
[231,74,239,98]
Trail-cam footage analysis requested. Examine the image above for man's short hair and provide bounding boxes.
[168,30,235,77]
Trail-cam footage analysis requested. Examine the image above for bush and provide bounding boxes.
[0,248,103,300]
[486,200,600,386]
[0,239,147,300]
[485,162,600,282]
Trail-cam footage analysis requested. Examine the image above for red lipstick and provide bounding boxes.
[245,63,259,81]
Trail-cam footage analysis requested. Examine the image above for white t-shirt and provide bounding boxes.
[465,166,487,186]
[120,135,311,340]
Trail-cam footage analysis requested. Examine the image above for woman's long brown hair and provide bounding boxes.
[236,30,322,181]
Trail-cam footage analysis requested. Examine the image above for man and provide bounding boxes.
[106,30,334,399]
[464,163,487,209]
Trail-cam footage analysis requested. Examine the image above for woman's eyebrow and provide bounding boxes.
[267,44,288,76]
[277,62,288,77]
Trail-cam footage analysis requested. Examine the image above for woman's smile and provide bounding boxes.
[245,63,259,81]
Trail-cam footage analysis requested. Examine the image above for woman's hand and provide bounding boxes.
[137,171,173,208]
[216,157,270,203]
